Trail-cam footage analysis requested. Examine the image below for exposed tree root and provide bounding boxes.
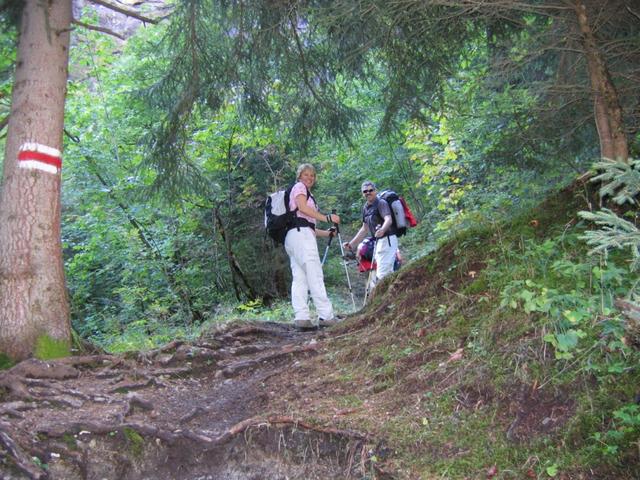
[121,393,154,419]
[10,359,80,380]
[36,413,370,450]
[221,323,295,340]
[0,422,46,479]
[0,373,31,400]
[222,414,370,441]
[221,342,318,378]
[178,406,208,424]
[0,321,388,479]
[0,401,36,419]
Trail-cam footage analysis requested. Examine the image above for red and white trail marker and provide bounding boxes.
[18,142,62,175]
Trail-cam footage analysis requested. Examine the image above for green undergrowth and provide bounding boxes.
[0,353,14,370]
[87,298,298,354]
[122,427,145,458]
[323,184,640,479]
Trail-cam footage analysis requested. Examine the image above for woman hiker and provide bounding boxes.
[285,163,343,330]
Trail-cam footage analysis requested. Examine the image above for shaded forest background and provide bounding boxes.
[0,1,639,478]
[0,0,636,348]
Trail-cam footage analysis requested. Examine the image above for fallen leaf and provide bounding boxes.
[447,348,464,362]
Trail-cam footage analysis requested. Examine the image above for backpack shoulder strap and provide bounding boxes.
[307,188,317,207]
[288,182,316,214]
[284,185,294,213]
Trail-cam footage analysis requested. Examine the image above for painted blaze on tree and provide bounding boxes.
[0,0,72,361]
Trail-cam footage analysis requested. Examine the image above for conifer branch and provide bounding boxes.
[288,12,332,111]
[589,158,640,205]
[86,0,160,24]
[579,209,640,270]
[579,157,640,270]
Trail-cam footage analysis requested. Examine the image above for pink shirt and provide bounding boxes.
[289,181,317,225]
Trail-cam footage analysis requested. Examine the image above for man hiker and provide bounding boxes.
[285,163,343,330]
[344,180,399,293]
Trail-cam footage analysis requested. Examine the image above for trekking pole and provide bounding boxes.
[332,209,357,311]
[363,236,378,307]
[321,229,334,266]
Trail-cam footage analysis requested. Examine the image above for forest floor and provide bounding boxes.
[2,184,638,480]
[0,320,384,480]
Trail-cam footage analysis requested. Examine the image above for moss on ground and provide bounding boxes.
[34,335,70,360]
[122,427,145,458]
[0,352,14,370]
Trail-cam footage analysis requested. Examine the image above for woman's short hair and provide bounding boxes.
[297,163,316,179]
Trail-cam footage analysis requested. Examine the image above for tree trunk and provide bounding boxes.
[573,0,629,161]
[213,208,258,302]
[0,0,72,360]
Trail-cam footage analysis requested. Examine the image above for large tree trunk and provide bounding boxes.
[0,0,72,361]
[573,0,629,161]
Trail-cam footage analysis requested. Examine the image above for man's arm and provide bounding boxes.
[345,223,369,250]
[374,214,393,238]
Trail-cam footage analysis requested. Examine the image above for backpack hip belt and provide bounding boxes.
[291,217,315,231]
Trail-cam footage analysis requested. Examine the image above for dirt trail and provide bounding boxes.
[0,321,380,480]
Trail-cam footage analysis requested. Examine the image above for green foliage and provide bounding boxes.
[497,232,633,359]
[579,209,640,271]
[57,0,613,355]
[589,158,640,205]
[591,404,640,458]
[93,318,191,354]
[226,300,293,323]
[46,13,640,474]
[62,433,77,450]
[0,352,14,370]
[122,427,145,458]
[34,335,70,360]
[377,195,640,476]
[579,158,640,272]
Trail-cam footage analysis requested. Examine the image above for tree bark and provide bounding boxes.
[573,0,629,161]
[0,0,72,360]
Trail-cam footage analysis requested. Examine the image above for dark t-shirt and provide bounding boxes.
[362,197,395,237]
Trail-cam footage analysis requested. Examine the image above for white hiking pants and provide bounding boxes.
[285,227,334,321]
[370,234,398,289]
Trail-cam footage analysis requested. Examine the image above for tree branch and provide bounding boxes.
[213,207,259,302]
[288,12,333,111]
[72,18,126,40]
[627,6,640,22]
[87,0,160,24]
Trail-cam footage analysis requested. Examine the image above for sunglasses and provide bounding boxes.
[362,189,375,194]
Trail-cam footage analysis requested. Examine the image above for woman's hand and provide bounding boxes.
[327,213,340,224]
[318,229,335,238]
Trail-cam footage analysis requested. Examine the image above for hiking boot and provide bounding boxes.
[318,315,344,328]
[294,318,316,330]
